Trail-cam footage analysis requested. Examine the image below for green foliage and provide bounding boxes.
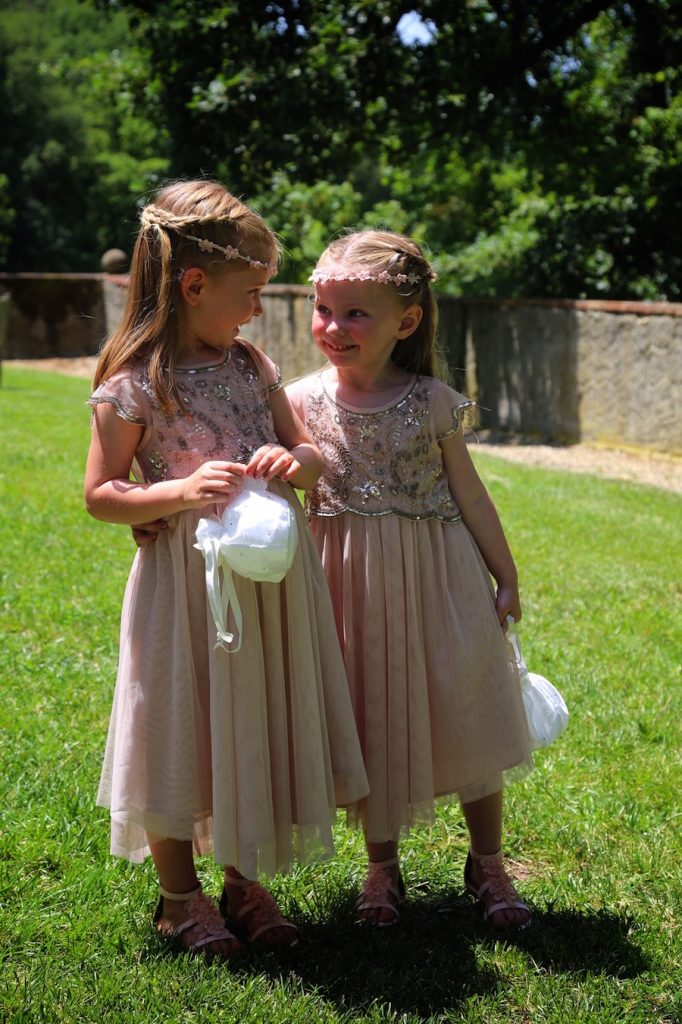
[0,0,169,271]
[123,0,680,299]
[0,174,15,265]
[1,365,681,1022]
[1,0,681,298]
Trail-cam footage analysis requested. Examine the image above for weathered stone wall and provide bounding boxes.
[1,273,679,452]
[238,285,324,379]
[466,299,682,452]
[0,273,128,359]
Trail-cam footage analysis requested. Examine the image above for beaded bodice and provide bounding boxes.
[88,341,280,483]
[289,372,473,521]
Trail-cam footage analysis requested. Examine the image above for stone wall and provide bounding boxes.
[0,273,128,359]
[465,299,682,452]
[1,273,679,452]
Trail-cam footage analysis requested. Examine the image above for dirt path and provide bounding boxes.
[470,435,681,493]
[8,356,682,494]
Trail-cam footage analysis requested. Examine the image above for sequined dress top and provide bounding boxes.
[88,343,280,484]
[298,372,474,521]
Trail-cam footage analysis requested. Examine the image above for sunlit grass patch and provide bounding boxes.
[1,365,680,1024]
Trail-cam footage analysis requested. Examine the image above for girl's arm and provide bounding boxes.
[247,386,323,491]
[84,402,245,525]
[440,429,521,623]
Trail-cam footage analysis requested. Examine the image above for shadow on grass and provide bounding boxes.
[138,881,649,1019]
[238,887,650,1019]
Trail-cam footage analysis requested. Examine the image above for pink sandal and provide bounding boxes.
[153,884,243,958]
[220,876,299,948]
[356,857,405,927]
[464,849,531,930]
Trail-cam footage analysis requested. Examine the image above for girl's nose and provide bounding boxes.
[328,319,346,336]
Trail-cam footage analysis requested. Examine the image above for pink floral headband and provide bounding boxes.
[184,234,276,271]
[310,264,437,286]
[139,204,277,272]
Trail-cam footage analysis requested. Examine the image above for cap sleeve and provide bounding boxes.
[87,367,147,425]
[430,379,475,440]
[237,338,283,394]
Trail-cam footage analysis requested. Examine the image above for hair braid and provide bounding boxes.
[139,205,244,231]
[94,179,280,410]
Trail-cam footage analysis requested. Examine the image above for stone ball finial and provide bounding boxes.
[101,248,129,274]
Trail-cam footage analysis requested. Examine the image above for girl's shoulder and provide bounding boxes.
[284,370,321,402]
[418,374,470,407]
[417,375,474,438]
[88,360,149,423]
[284,371,326,423]
[233,337,282,393]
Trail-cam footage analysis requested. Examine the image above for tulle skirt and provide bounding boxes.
[97,487,368,878]
[310,513,533,842]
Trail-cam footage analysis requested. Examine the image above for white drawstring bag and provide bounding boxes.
[195,477,298,653]
[506,617,569,750]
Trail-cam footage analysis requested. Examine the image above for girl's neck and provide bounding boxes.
[176,341,227,369]
[323,366,413,407]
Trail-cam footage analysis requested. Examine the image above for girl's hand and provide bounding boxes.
[495,582,522,625]
[246,444,301,482]
[182,461,246,506]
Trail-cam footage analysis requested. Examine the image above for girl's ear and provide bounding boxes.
[397,304,423,339]
[180,267,207,306]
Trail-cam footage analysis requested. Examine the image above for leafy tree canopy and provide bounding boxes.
[0,0,169,270]
[2,0,680,299]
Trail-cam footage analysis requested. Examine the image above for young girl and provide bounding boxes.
[84,180,368,960]
[286,230,534,931]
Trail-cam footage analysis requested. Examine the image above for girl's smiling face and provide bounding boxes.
[312,280,422,379]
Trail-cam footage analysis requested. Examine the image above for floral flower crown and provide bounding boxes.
[310,264,437,287]
[139,204,277,272]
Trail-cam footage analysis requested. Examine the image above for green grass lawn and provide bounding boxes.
[1,365,680,1024]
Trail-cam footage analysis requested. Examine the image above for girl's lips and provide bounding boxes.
[325,339,355,352]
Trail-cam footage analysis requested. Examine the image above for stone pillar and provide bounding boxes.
[101,249,129,340]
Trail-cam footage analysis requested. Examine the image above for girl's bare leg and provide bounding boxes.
[360,838,402,925]
[222,865,299,947]
[461,791,530,928]
[150,837,241,957]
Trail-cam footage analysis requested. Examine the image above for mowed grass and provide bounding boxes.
[1,365,680,1024]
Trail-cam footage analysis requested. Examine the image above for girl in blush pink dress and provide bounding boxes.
[287,230,534,932]
[84,180,367,961]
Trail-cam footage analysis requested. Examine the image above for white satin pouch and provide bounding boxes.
[506,617,569,750]
[195,477,298,652]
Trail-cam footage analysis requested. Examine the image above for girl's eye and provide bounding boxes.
[348,309,366,318]
[315,304,331,315]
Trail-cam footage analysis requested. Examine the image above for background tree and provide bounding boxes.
[0,0,169,270]
[1,0,680,299]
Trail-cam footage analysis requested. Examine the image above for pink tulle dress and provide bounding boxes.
[287,371,533,843]
[88,341,368,877]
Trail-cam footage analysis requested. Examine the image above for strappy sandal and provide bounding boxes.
[153,884,243,958]
[356,857,405,927]
[219,876,299,948]
[464,848,531,930]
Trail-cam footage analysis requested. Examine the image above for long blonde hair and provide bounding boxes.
[95,179,280,410]
[313,230,448,380]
